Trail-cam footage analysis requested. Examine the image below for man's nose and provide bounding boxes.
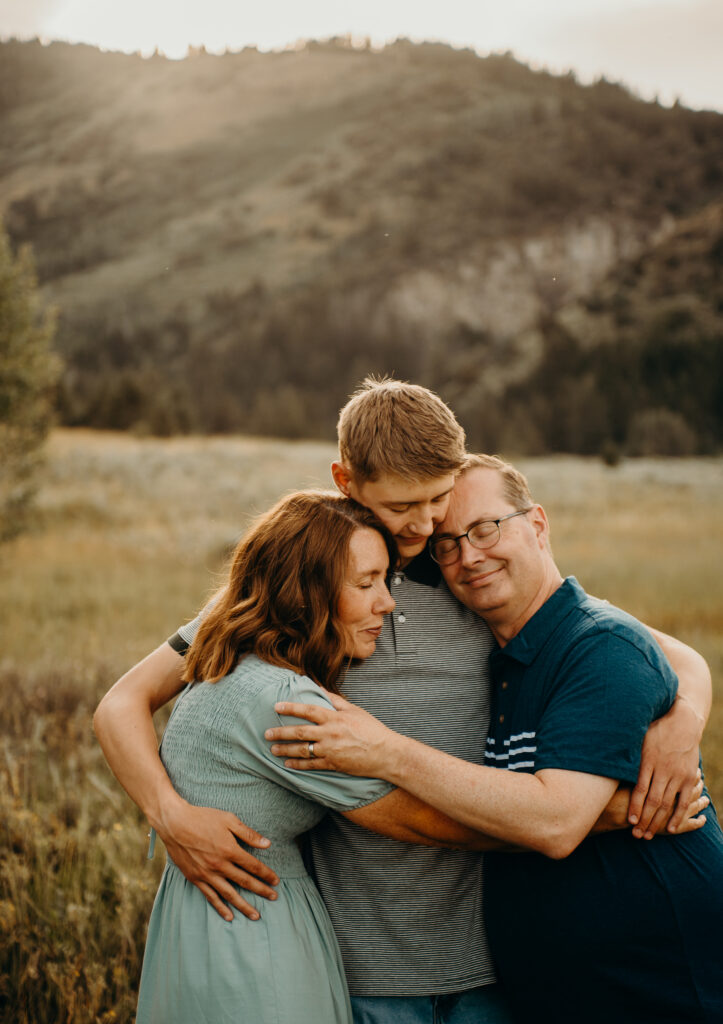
[458,534,487,568]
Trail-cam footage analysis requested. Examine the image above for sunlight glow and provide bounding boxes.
[1,0,720,110]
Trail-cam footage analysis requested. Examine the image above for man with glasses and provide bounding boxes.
[269,452,722,1022]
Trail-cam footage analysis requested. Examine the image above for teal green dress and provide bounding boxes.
[136,655,393,1024]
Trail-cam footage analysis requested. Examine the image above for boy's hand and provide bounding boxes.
[628,697,704,839]
[157,800,279,922]
[596,774,707,837]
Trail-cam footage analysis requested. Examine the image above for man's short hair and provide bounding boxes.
[337,377,467,483]
[460,453,534,509]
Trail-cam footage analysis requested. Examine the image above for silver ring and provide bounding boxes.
[307,741,315,758]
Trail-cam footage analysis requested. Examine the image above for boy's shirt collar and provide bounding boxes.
[400,545,442,587]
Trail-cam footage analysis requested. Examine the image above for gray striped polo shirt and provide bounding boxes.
[170,549,496,997]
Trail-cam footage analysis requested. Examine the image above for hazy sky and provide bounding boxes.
[2,0,721,111]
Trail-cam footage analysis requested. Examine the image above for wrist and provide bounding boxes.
[674,693,706,743]
[380,733,420,788]
[147,788,189,837]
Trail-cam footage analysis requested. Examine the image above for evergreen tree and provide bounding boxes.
[0,225,60,541]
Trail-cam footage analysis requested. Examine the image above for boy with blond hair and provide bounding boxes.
[95,378,710,1024]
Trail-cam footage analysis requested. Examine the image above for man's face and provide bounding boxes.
[338,468,457,565]
[435,468,547,620]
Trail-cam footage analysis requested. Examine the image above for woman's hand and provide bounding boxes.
[266,693,394,777]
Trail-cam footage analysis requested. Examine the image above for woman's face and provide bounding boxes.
[337,528,396,660]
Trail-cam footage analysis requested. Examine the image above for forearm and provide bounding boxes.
[648,627,711,732]
[93,644,187,830]
[402,808,520,852]
[95,643,281,920]
[346,788,520,851]
[592,785,631,833]
[371,735,609,858]
[626,628,710,833]
[267,695,615,856]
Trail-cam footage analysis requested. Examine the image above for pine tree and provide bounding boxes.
[0,225,60,541]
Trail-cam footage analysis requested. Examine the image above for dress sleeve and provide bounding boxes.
[229,673,395,812]
[533,630,677,784]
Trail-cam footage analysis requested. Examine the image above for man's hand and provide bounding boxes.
[628,696,705,839]
[596,775,708,837]
[266,693,393,777]
[157,801,279,922]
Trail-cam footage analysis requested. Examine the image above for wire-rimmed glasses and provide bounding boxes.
[430,508,533,565]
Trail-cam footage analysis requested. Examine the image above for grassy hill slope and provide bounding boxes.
[1,38,722,448]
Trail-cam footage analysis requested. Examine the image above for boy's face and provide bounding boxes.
[332,464,457,566]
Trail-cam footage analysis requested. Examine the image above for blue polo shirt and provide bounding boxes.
[483,577,723,1023]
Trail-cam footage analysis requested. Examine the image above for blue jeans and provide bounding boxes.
[351,985,514,1024]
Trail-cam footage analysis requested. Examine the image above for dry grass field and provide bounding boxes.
[1,429,722,1022]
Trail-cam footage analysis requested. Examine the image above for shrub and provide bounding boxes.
[0,225,61,541]
[626,407,698,456]
[599,440,623,467]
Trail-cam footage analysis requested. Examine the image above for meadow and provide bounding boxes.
[1,429,722,1022]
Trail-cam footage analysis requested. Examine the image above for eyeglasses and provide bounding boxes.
[429,508,533,565]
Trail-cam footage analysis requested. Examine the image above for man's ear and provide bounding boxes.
[331,462,353,496]
[529,504,550,548]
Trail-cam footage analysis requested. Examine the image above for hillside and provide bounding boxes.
[1,38,722,449]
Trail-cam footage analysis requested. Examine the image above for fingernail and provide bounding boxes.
[628,815,638,824]
[275,703,287,712]
[632,827,643,838]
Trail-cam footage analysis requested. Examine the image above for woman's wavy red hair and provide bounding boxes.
[183,491,397,693]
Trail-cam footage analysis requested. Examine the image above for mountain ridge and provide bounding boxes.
[2,37,721,451]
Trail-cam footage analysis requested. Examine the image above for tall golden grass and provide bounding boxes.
[1,431,721,1022]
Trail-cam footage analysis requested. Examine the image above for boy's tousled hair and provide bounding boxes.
[337,376,466,483]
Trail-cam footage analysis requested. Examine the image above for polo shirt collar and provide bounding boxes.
[501,576,583,665]
[401,545,442,587]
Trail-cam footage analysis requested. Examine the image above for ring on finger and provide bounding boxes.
[307,741,315,758]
